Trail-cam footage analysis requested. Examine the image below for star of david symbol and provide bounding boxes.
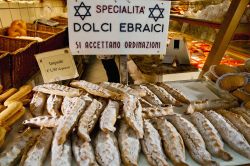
[148,4,164,22]
[74,2,91,21]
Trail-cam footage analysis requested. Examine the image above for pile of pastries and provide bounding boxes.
[0,84,33,146]
[6,20,43,42]
[0,80,249,166]
[206,61,250,109]
[7,20,27,37]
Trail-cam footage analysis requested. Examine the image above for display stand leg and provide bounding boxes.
[119,55,128,85]
[199,0,250,78]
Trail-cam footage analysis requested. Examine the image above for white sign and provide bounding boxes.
[35,48,79,83]
[68,0,171,55]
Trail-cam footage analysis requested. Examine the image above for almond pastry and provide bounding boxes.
[218,75,245,91]
[214,64,239,77]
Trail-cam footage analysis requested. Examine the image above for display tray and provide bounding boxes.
[130,55,198,75]
[1,80,250,166]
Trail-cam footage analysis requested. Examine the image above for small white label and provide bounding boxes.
[35,48,79,83]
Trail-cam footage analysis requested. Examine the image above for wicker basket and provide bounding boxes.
[0,36,38,88]
[0,51,11,89]
[26,23,68,48]
[26,23,64,33]
[0,27,67,53]
[50,16,68,26]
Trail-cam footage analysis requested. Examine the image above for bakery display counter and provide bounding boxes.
[187,40,246,69]
[130,55,198,75]
[168,32,246,68]
[0,79,250,166]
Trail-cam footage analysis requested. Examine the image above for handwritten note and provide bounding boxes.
[35,48,79,83]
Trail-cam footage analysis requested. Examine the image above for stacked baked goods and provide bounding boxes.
[7,20,27,37]
[0,80,249,165]
[0,84,33,147]
[6,20,43,42]
[205,60,250,109]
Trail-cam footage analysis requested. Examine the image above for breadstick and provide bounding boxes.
[0,88,17,103]
[0,126,6,147]
[4,85,32,106]
[2,107,25,128]
[0,101,23,124]
[0,85,3,94]
[0,105,5,112]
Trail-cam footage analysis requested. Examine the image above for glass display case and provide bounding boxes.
[169,0,250,72]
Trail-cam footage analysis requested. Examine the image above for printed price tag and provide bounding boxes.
[35,48,79,83]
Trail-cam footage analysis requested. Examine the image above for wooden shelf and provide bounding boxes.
[170,15,250,34]
[170,15,221,29]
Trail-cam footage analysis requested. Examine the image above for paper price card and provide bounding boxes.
[68,0,171,55]
[35,48,79,83]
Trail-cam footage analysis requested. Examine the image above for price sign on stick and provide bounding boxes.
[35,48,79,83]
[67,0,171,55]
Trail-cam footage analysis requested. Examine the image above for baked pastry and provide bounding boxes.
[245,59,250,72]
[72,135,98,166]
[145,83,181,106]
[0,85,3,94]
[94,131,121,166]
[33,84,83,97]
[186,99,239,114]
[0,101,23,124]
[156,82,190,104]
[123,95,143,138]
[4,84,32,106]
[131,85,163,106]
[8,20,27,37]
[244,83,250,94]
[30,92,47,117]
[118,120,140,166]
[203,110,250,159]
[214,64,239,77]
[23,128,53,166]
[218,74,245,91]
[232,89,250,102]
[244,101,250,109]
[237,65,247,72]
[23,116,60,128]
[46,94,63,117]
[2,107,25,129]
[51,137,72,166]
[142,105,174,119]
[230,108,250,124]
[0,126,6,147]
[100,82,146,97]
[70,80,124,100]
[166,114,217,165]
[54,97,86,145]
[100,100,119,133]
[216,109,250,144]
[0,105,5,112]
[153,118,188,166]
[190,112,232,161]
[141,120,169,166]
[78,99,105,142]
[0,88,17,103]
[0,128,37,166]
